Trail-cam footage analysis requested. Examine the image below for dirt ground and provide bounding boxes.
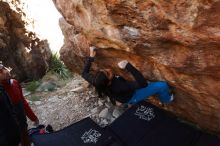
[26,74,125,131]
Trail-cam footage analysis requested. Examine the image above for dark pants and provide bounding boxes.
[0,100,27,146]
[0,116,21,146]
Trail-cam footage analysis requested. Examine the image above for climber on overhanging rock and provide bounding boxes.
[82,47,174,106]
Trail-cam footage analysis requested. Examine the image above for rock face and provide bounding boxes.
[0,1,51,81]
[53,0,220,134]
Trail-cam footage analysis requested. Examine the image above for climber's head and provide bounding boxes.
[92,68,113,98]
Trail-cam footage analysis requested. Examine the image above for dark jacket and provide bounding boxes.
[82,57,148,104]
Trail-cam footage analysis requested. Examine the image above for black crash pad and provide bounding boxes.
[135,118,200,146]
[32,117,121,146]
[195,132,220,146]
[108,101,200,146]
[31,101,220,146]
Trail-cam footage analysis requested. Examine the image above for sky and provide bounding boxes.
[21,0,64,53]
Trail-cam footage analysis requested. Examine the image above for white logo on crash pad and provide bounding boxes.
[81,129,102,144]
[135,106,155,121]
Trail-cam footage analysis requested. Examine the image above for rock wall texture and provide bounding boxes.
[0,1,51,81]
[53,0,220,134]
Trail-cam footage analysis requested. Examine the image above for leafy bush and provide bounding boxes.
[50,53,72,79]
[25,80,41,92]
[28,95,41,101]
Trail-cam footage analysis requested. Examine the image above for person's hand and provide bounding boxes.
[33,119,39,127]
[89,46,96,57]
[118,60,128,69]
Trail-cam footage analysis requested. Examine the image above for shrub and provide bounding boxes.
[28,95,41,101]
[50,53,72,79]
[25,80,41,92]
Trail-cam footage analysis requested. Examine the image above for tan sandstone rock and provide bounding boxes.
[0,1,51,81]
[53,0,220,135]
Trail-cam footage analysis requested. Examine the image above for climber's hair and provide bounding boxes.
[93,71,109,98]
